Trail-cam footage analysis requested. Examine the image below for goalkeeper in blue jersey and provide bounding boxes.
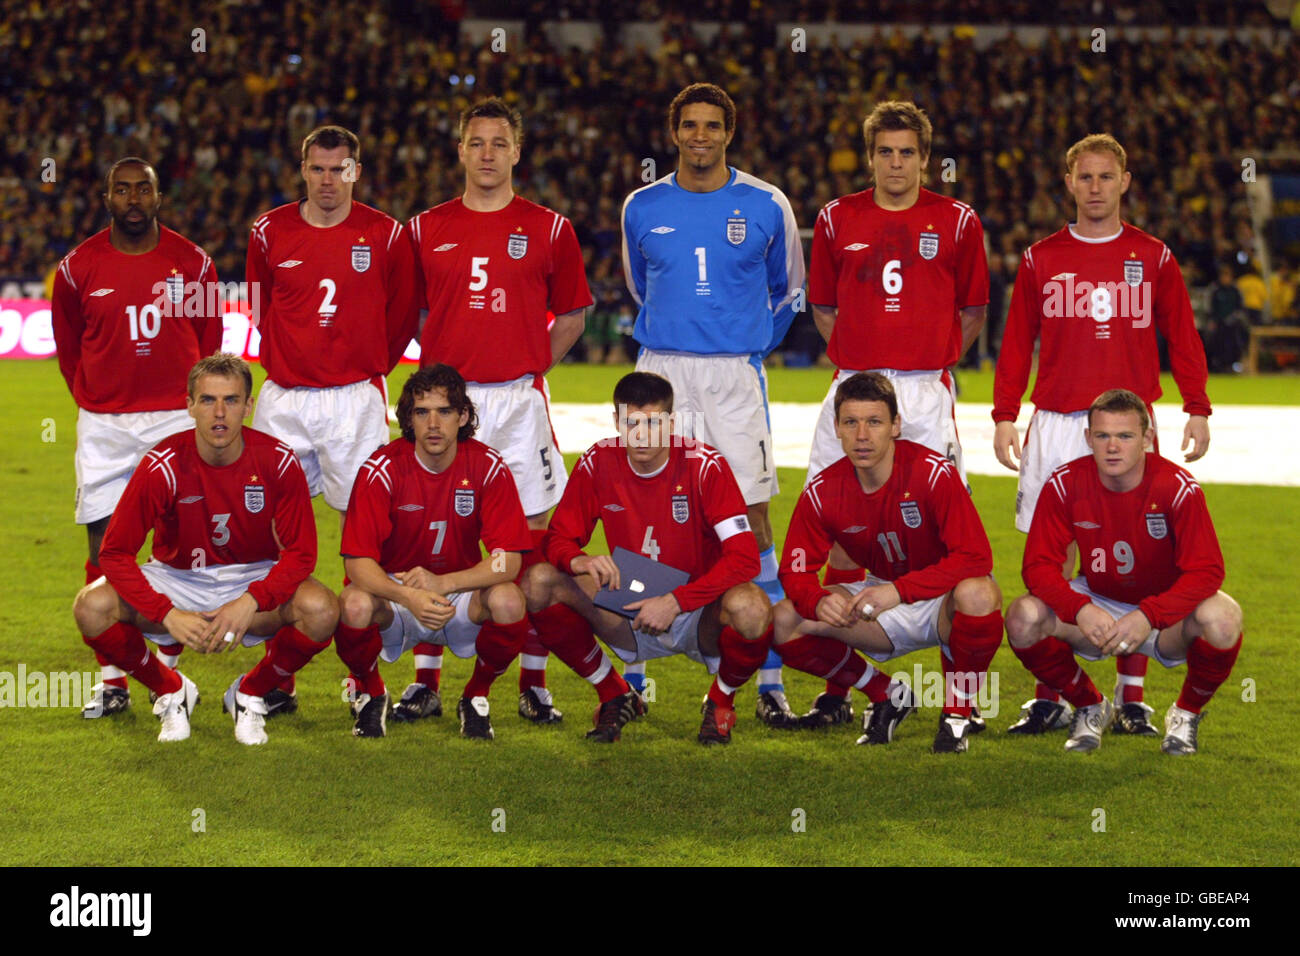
[620,82,806,727]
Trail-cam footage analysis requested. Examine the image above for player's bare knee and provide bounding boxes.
[522,562,560,613]
[953,576,1001,617]
[338,586,377,630]
[73,582,117,637]
[1194,592,1242,648]
[1004,595,1047,649]
[772,598,803,646]
[486,582,526,625]
[722,582,770,638]
[293,581,339,641]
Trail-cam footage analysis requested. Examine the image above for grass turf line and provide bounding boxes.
[1,360,1295,865]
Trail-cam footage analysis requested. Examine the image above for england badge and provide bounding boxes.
[918,232,939,260]
[244,483,265,514]
[454,488,475,517]
[726,217,746,245]
[165,273,184,304]
[900,499,922,528]
[671,493,689,524]
[1145,512,1167,539]
[351,245,371,273]
[508,233,528,259]
[1124,259,1144,286]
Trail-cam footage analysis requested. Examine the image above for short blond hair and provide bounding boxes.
[188,353,253,400]
[862,101,932,159]
[1066,133,1127,175]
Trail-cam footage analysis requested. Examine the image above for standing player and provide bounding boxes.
[333,365,534,740]
[247,125,419,714]
[1005,390,1241,755]
[993,134,1213,735]
[775,373,1003,753]
[621,83,804,726]
[72,355,338,745]
[801,100,988,728]
[53,156,222,718]
[408,98,592,727]
[523,372,773,745]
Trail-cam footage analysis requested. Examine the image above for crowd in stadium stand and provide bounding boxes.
[3,1,1297,366]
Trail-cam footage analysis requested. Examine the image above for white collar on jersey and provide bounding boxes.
[1067,223,1124,244]
[627,456,670,480]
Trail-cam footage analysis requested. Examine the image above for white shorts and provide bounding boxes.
[379,590,481,662]
[608,607,718,674]
[636,349,777,505]
[252,379,389,511]
[1015,406,1157,532]
[840,577,947,664]
[1065,577,1184,667]
[137,559,278,646]
[806,368,965,486]
[467,374,567,517]
[75,408,194,523]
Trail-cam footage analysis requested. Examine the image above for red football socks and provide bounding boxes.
[335,623,385,698]
[710,625,772,705]
[777,634,868,689]
[1177,634,1242,713]
[413,643,444,691]
[1013,636,1102,708]
[241,626,327,698]
[84,622,180,696]
[464,619,531,698]
[1116,651,1149,703]
[531,603,629,702]
[945,610,1003,716]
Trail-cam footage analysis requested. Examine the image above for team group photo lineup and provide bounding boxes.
[58,80,1245,760]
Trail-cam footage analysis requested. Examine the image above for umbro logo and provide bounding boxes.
[397,503,424,511]
[843,243,870,251]
[842,525,867,534]
[434,243,458,252]
[89,288,114,297]
[1051,272,1077,281]
[1073,520,1100,529]
[179,495,203,504]
[603,503,625,511]
[277,260,303,268]
[650,226,675,234]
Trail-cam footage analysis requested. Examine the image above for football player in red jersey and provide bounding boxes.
[1005,389,1241,755]
[522,372,773,745]
[799,102,990,729]
[993,134,1213,736]
[774,373,1003,753]
[52,157,223,718]
[72,355,338,745]
[333,364,534,740]
[246,125,420,715]
[406,98,593,727]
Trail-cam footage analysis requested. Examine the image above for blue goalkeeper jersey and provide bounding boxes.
[621,167,805,356]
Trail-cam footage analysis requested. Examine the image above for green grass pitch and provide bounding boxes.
[1,361,1296,866]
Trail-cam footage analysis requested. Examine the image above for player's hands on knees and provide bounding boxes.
[627,592,681,636]
[1182,415,1210,462]
[405,589,454,630]
[398,567,442,592]
[202,592,259,652]
[1075,603,1117,650]
[161,608,212,650]
[1098,608,1152,657]
[815,592,856,629]
[993,421,1022,472]
[572,554,620,590]
[851,583,900,622]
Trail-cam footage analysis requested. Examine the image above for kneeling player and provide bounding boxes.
[774,373,1003,753]
[523,372,773,744]
[72,355,338,745]
[1005,389,1242,755]
[334,365,533,740]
